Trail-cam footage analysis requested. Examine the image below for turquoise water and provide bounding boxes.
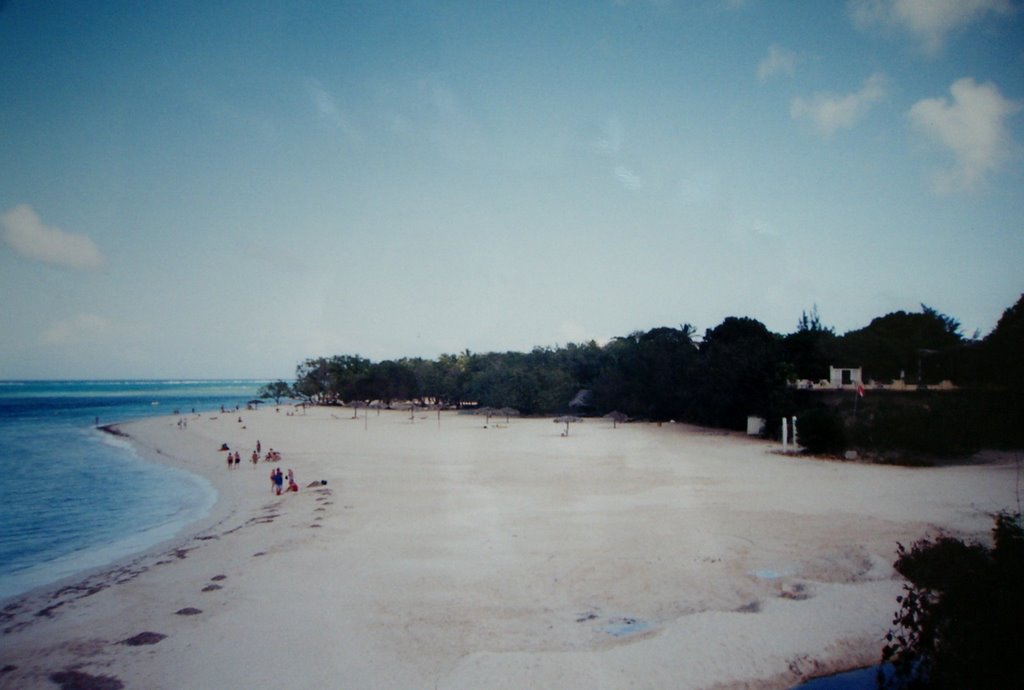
[0,380,266,601]
[791,664,894,689]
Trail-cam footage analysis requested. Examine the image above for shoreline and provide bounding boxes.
[2,407,1017,689]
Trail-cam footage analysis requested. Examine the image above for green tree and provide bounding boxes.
[980,293,1024,389]
[294,357,333,403]
[326,355,373,402]
[258,380,293,405]
[367,360,418,404]
[783,305,839,382]
[839,305,963,384]
[689,317,789,430]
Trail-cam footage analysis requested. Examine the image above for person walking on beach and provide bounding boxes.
[251,450,259,467]
[256,440,261,454]
[274,468,284,495]
[234,451,241,468]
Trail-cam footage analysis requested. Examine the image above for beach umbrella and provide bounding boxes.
[399,402,417,421]
[474,406,497,426]
[603,411,629,428]
[345,400,364,419]
[369,401,388,416]
[554,415,582,436]
[499,407,520,423]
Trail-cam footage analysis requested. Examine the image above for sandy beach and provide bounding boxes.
[0,407,1017,690]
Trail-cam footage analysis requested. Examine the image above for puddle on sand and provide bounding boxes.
[602,617,652,637]
[751,568,793,580]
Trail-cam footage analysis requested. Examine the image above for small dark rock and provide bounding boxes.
[49,670,124,690]
[120,631,166,646]
[175,607,202,616]
[201,584,222,592]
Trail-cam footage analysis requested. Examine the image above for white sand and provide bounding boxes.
[1,407,1017,689]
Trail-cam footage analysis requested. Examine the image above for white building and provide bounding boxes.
[828,366,863,388]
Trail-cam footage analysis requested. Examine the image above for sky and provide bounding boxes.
[1,0,1022,379]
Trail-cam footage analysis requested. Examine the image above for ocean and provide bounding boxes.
[0,379,267,602]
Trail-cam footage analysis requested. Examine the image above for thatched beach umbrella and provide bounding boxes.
[474,406,497,426]
[499,407,520,424]
[399,402,417,421]
[345,400,364,419]
[554,415,582,436]
[603,410,629,428]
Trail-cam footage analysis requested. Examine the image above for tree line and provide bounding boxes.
[265,295,1021,433]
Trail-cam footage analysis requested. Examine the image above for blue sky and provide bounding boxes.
[2,1,1022,379]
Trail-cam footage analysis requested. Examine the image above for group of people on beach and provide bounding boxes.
[219,439,299,494]
[270,467,299,495]
[224,440,283,469]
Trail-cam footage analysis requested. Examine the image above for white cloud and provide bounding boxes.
[908,77,1021,192]
[594,115,624,155]
[614,166,644,190]
[849,0,1014,53]
[41,313,115,346]
[757,44,796,82]
[1,204,105,270]
[423,79,489,161]
[791,72,887,137]
[305,78,360,141]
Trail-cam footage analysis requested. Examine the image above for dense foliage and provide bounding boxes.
[881,512,1024,689]
[283,296,1024,451]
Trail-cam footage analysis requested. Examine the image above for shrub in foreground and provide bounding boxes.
[881,512,1024,689]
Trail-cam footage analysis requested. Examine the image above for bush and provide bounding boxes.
[881,512,1024,689]
[861,404,979,458]
[796,406,847,454]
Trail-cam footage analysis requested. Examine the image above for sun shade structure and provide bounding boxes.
[554,415,582,436]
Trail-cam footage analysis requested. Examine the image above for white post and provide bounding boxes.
[781,418,788,450]
[791,416,798,448]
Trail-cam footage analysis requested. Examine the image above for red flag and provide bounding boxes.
[857,384,865,397]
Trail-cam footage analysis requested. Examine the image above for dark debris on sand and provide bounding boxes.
[175,607,202,616]
[49,669,125,690]
[119,631,166,646]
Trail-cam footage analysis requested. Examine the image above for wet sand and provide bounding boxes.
[0,407,1016,689]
